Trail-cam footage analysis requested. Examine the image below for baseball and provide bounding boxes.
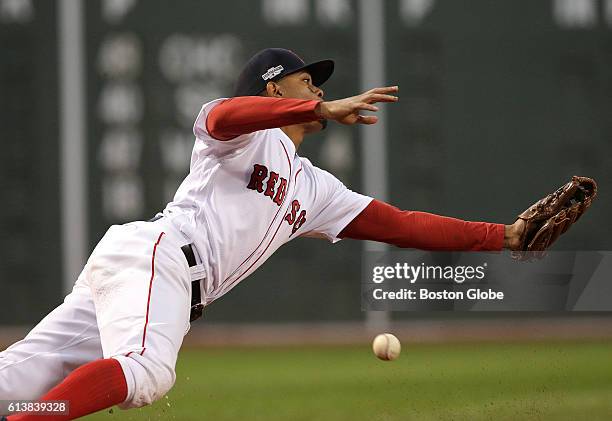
[372,333,401,361]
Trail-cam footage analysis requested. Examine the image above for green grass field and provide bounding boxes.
[85,341,612,420]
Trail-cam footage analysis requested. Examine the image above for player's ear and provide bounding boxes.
[264,81,283,98]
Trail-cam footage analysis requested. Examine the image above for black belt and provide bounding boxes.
[148,214,204,322]
[181,244,205,322]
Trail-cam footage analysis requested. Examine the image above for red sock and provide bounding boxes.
[8,358,128,421]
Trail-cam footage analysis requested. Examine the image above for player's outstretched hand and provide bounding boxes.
[315,86,399,125]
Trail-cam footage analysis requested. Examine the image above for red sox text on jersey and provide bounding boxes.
[246,163,307,235]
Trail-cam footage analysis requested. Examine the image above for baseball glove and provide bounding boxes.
[511,175,597,261]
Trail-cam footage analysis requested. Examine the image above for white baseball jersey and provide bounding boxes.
[162,98,373,304]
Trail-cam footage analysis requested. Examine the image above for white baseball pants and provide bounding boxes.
[0,218,193,409]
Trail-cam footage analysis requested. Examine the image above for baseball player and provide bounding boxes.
[0,48,594,420]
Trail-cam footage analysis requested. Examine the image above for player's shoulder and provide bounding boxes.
[297,156,322,176]
[297,155,314,168]
[297,156,342,185]
[298,156,332,174]
[193,97,227,139]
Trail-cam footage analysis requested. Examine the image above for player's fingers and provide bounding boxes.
[368,86,399,95]
[355,102,379,112]
[367,93,399,103]
[357,115,378,125]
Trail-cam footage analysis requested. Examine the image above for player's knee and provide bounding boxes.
[0,351,49,401]
[115,353,176,408]
[0,355,16,399]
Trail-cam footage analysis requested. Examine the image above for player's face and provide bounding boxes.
[277,71,325,101]
[277,71,326,133]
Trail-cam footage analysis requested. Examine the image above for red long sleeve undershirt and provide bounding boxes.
[340,200,505,251]
[204,97,504,251]
[206,96,321,140]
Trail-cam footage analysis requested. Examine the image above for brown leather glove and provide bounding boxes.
[512,176,597,261]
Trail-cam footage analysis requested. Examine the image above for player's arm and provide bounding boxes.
[206,97,322,140]
[206,86,398,140]
[339,199,522,251]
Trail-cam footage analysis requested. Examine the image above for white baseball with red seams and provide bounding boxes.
[372,333,401,361]
[0,98,371,409]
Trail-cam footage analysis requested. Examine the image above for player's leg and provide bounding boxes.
[4,222,191,420]
[23,221,192,414]
[6,358,128,421]
[0,273,103,401]
[2,256,136,421]
[89,222,192,409]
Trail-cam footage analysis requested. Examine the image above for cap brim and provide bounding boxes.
[290,59,335,87]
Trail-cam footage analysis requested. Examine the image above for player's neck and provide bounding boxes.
[281,125,305,150]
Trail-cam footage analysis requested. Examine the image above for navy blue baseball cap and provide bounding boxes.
[233,48,334,97]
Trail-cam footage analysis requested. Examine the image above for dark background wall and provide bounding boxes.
[0,1,61,323]
[1,0,610,324]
